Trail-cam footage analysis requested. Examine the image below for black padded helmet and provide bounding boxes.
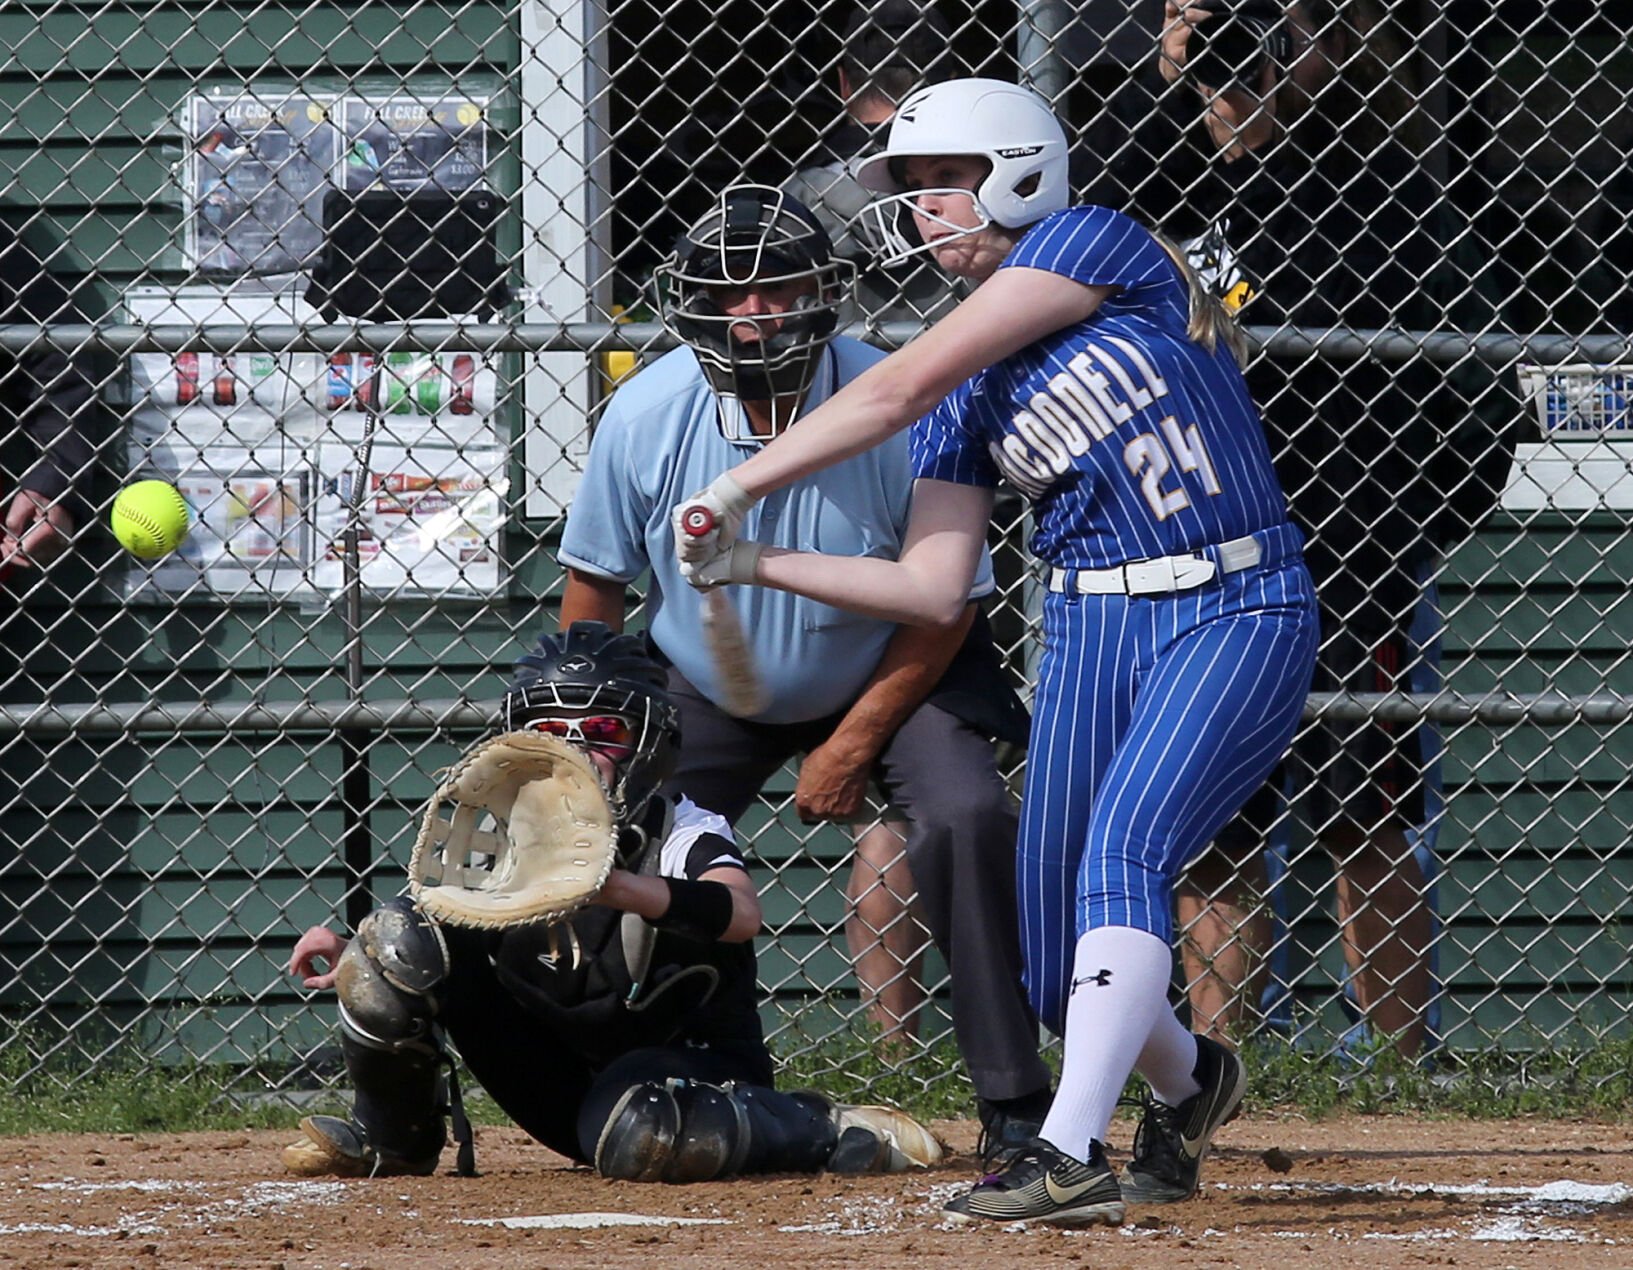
[502,623,680,821]
[655,183,856,412]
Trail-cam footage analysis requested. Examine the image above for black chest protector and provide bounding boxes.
[485,804,728,1068]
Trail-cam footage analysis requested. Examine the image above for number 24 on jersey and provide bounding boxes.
[1124,416,1223,520]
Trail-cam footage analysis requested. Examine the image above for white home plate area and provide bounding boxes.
[1211,1179,1633,1245]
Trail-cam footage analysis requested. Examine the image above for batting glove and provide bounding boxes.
[681,540,763,590]
[672,473,756,566]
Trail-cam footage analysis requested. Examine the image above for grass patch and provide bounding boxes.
[772,1022,1633,1125]
[774,1023,984,1122]
[1247,1030,1633,1119]
[0,1025,1625,1136]
[0,1066,303,1136]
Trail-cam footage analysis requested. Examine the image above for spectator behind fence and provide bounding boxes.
[556,183,1053,1173]
[783,0,968,331]
[785,0,972,1044]
[0,222,98,581]
[1083,0,1519,1071]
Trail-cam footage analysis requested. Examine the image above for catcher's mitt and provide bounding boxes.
[408,730,618,928]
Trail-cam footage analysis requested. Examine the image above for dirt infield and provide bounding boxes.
[0,1114,1627,1268]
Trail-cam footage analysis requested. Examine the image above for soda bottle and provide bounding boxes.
[175,352,200,405]
[326,354,352,410]
[213,356,237,406]
[414,362,446,416]
[383,352,418,414]
[355,353,375,409]
[451,353,476,415]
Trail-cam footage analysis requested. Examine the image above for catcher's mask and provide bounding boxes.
[503,622,680,822]
[655,183,855,435]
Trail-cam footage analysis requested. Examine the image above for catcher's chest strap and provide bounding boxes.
[621,800,676,1003]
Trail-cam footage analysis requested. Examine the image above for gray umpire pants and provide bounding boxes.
[660,668,1051,1104]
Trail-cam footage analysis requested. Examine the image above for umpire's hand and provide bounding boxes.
[795,735,874,822]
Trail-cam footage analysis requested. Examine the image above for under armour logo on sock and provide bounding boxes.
[1072,968,1114,990]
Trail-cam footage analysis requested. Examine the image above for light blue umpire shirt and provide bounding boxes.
[558,340,996,725]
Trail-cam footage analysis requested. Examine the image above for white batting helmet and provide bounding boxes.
[855,78,1070,262]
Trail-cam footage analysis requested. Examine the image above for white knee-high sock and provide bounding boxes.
[1038,926,1178,1162]
[1137,1005,1202,1108]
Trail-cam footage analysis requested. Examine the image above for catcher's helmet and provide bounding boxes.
[855,78,1070,265]
[655,183,856,423]
[503,623,680,821]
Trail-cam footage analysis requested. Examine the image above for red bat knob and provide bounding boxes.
[681,506,716,537]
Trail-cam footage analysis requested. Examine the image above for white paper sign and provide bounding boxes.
[322,350,502,446]
[130,458,316,599]
[124,284,326,458]
[312,442,508,595]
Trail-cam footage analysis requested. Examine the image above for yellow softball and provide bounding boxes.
[111,480,191,559]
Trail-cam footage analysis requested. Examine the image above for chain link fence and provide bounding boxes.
[0,0,1628,1103]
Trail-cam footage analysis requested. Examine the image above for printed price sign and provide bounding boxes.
[186,93,341,275]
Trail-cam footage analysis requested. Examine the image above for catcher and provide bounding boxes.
[282,622,942,1181]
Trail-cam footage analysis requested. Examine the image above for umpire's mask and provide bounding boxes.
[656,184,856,437]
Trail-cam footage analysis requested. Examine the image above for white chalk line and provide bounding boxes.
[1213,1176,1629,1245]
[776,1176,1631,1242]
[1214,1178,1632,1204]
[0,1176,350,1239]
[2,1172,1625,1244]
[461,1212,728,1230]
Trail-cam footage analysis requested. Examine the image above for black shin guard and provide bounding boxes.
[595,1079,837,1183]
[342,1032,448,1167]
[731,1086,837,1175]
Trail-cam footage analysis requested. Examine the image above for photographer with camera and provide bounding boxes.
[1079,1,1517,1086]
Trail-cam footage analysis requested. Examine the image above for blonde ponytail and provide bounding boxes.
[1152,232,1250,368]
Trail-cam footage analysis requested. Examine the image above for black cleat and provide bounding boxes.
[976,1092,1049,1173]
[1119,1034,1246,1204]
[944,1139,1124,1227]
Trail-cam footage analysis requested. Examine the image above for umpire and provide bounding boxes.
[283,624,941,1180]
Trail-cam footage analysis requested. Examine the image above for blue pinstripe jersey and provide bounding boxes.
[912,206,1291,570]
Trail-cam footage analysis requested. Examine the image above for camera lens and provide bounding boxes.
[1185,10,1279,88]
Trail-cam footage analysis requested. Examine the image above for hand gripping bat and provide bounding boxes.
[680,505,769,718]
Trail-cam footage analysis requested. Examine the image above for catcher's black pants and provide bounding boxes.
[661,669,1050,1104]
[436,926,772,1163]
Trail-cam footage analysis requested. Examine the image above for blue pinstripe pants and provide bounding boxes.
[1019,534,1320,1035]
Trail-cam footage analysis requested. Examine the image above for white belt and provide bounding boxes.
[1047,535,1263,597]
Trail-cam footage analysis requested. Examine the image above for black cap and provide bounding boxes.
[840,1,957,85]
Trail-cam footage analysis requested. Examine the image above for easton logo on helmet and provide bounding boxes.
[995,145,1044,158]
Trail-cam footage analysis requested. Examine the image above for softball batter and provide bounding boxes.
[673,78,1319,1225]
